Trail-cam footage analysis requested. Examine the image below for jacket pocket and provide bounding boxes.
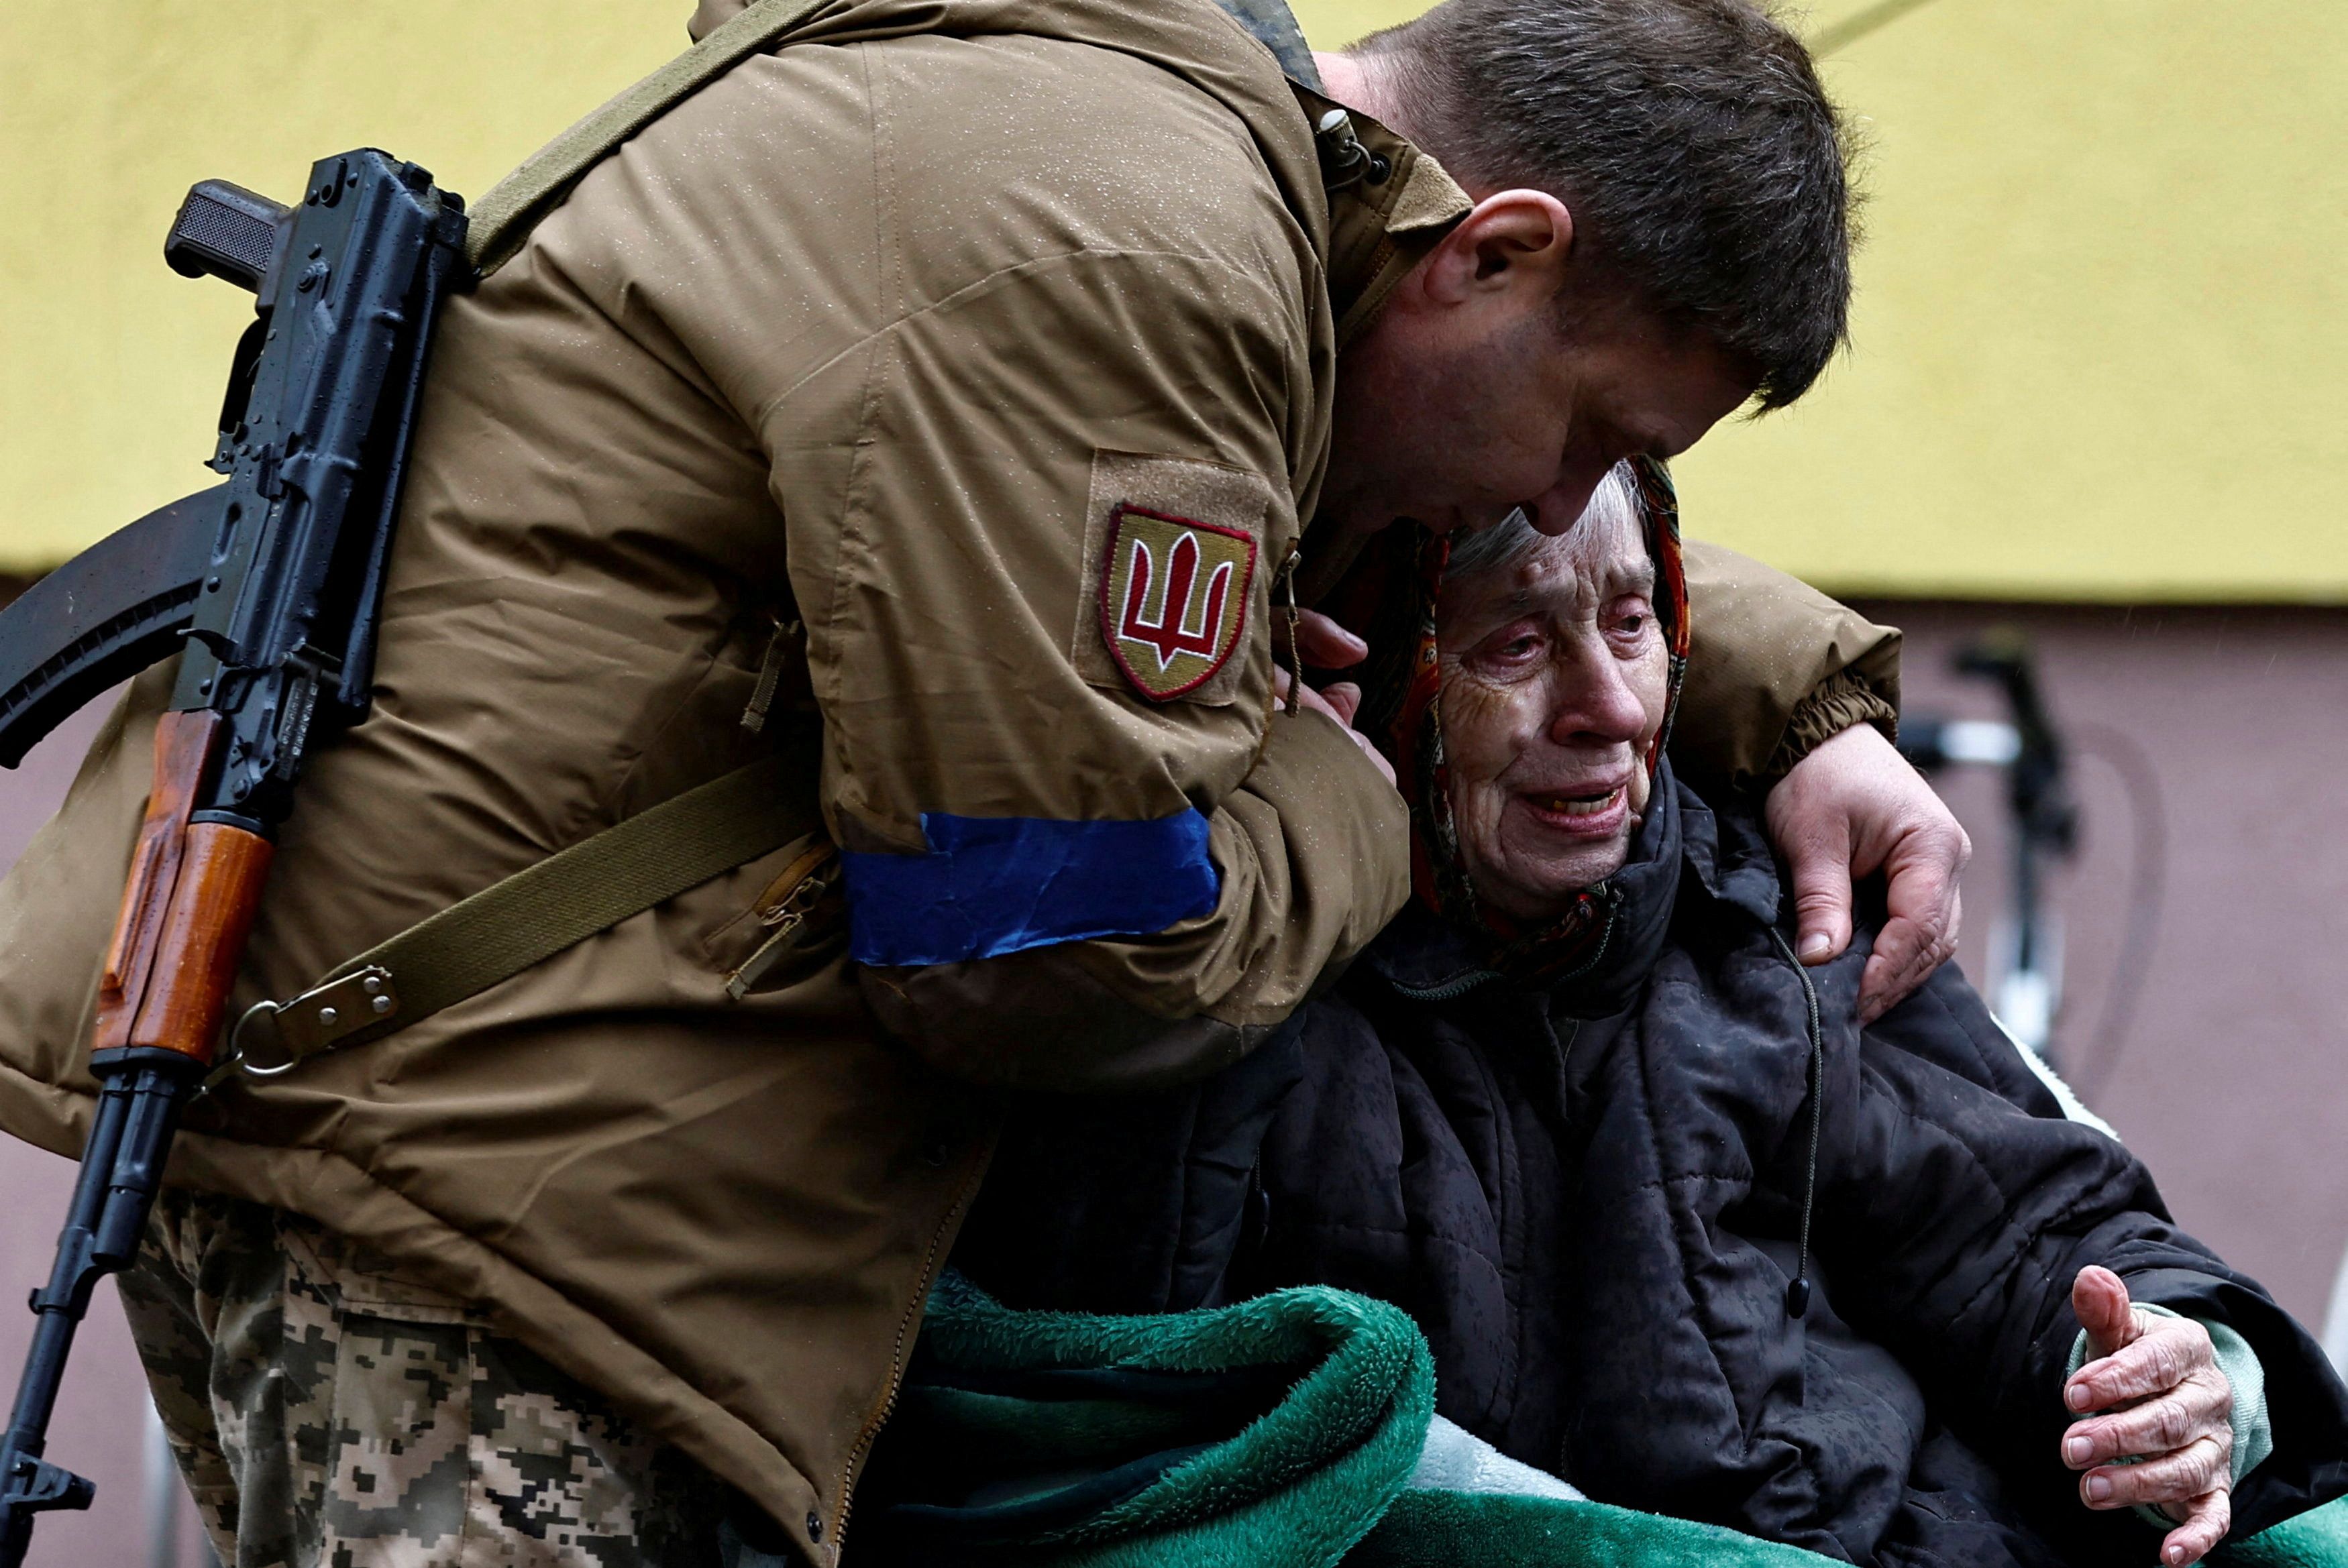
[700,833,847,998]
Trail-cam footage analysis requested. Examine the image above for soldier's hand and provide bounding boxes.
[2064,1266,2235,1565]
[1293,606,1369,673]
[1275,610,1395,787]
[1764,724,1968,1022]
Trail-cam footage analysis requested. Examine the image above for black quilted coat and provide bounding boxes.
[953,772,2348,1567]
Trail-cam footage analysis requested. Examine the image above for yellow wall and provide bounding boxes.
[0,2,681,573]
[1667,0,2348,602]
[5,0,2343,599]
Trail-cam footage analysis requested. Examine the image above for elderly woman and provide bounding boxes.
[951,465,2348,1568]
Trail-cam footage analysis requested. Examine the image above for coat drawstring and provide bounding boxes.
[1768,928,1825,1321]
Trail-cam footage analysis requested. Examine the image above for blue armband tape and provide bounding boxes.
[842,809,1220,966]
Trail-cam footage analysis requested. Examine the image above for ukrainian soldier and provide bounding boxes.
[0,0,1963,1561]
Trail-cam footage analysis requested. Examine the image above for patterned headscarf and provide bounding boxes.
[1334,457,1691,985]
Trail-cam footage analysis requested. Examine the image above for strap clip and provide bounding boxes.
[227,965,399,1078]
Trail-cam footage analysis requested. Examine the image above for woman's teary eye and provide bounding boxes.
[1468,626,1544,672]
[1605,599,1655,644]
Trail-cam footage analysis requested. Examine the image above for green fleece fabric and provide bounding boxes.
[1346,1489,1831,1567]
[888,1277,2345,1568]
[897,1274,1434,1567]
[2221,1498,2348,1567]
[1344,1482,2348,1567]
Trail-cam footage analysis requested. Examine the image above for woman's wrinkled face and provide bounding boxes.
[1435,501,1670,923]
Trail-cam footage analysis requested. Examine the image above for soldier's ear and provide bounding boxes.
[1418,189,1577,309]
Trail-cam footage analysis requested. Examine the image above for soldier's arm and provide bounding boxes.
[1671,539,1901,795]
[802,243,1403,1088]
[735,168,1404,1090]
[1672,541,1968,1015]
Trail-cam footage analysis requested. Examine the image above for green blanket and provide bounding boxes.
[838,1275,2346,1567]
[1356,1485,2348,1568]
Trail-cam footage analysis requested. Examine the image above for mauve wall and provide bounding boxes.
[1861,602,2348,1338]
[0,604,2340,1565]
[0,694,208,1568]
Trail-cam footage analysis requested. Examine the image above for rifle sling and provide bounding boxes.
[466,0,841,276]
[224,745,820,1082]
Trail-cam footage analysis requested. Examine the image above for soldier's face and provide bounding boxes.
[1325,200,1756,538]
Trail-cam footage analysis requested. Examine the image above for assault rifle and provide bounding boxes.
[0,150,467,1567]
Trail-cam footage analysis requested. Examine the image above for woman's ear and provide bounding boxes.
[1418,189,1577,306]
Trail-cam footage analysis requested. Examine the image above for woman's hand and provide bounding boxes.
[1764,724,1970,1021]
[2064,1266,2235,1565]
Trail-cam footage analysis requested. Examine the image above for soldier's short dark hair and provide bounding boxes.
[1354,0,1855,408]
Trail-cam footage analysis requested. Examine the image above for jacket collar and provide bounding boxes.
[1677,779,1783,930]
[1213,0,1473,345]
[1365,766,1786,1014]
[1212,0,1320,85]
[1293,87,1473,349]
[1365,768,1683,1009]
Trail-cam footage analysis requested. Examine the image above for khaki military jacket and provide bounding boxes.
[0,0,1895,1558]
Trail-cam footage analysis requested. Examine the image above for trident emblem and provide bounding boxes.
[1096,505,1257,702]
[1118,530,1234,671]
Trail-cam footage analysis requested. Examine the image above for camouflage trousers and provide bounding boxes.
[119,1190,761,1568]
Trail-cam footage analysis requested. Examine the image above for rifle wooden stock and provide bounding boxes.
[93,710,273,1066]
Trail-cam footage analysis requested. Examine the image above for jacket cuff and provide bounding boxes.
[1761,668,1900,786]
[2064,1302,2274,1529]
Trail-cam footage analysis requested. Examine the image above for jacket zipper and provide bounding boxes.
[739,615,803,734]
[723,862,835,999]
[1276,546,1303,714]
[1388,967,1503,1002]
[827,1126,995,1557]
[1545,901,1623,991]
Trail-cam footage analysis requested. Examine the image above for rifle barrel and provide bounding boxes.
[0,1058,196,1567]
